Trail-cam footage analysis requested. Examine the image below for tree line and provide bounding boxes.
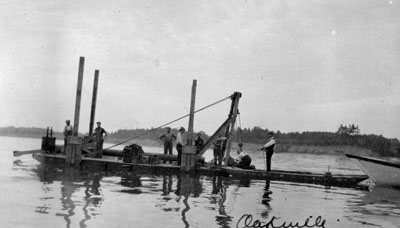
[1,124,399,156]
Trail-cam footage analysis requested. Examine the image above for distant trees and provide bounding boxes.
[1,125,399,156]
[0,126,52,136]
[337,124,360,136]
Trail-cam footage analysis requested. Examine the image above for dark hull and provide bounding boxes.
[33,153,368,188]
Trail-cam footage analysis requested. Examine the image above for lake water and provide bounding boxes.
[1,136,400,228]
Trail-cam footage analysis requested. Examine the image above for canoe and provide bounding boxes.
[346,154,400,187]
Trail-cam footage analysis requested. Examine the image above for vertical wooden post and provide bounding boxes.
[181,80,197,171]
[224,92,241,166]
[73,56,85,136]
[89,70,99,136]
[187,80,197,146]
[66,57,85,166]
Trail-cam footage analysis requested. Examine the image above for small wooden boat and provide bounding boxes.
[346,154,400,187]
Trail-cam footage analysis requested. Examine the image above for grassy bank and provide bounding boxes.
[0,134,388,157]
[106,138,378,157]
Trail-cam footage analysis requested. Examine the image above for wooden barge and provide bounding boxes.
[14,57,368,189]
[28,152,368,188]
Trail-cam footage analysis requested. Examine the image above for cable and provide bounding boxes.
[103,95,232,151]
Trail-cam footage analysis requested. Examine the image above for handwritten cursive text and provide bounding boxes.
[236,214,326,228]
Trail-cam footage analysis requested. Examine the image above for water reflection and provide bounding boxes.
[346,186,400,227]
[261,179,272,218]
[120,173,142,194]
[210,175,233,227]
[175,173,203,228]
[18,155,400,228]
[80,175,102,227]
[57,173,80,228]
[33,164,104,228]
[162,175,173,196]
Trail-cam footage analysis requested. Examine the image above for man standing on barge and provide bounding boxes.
[159,127,176,163]
[194,133,204,154]
[260,132,275,172]
[94,121,107,158]
[63,120,73,153]
[213,136,227,166]
[176,127,185,166]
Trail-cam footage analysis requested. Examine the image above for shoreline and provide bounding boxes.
[2,135,396,158]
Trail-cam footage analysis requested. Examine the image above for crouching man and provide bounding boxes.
[233,143,253,169]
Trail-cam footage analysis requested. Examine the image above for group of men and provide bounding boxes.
[63,120,108,156]
[158,127,204,165]
[216,131,275,171]
[158,127,276,171]
[64,120,276,171]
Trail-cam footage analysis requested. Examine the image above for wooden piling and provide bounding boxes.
[187,79,197,146]
[65,136,82,165]
[66,56,85,166]
[73,56,85,136]
[181,80,197,171]
[89,70,99,136]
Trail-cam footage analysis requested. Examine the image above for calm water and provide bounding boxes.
[1,136,400,228]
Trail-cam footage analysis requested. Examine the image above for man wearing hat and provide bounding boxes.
[213,136,227,166]
[63,120,73,152]
[194,132,204,154]
[176,127,185,165]
[158,127,176,163]
[260,131,275,171]
[93,121,107,157]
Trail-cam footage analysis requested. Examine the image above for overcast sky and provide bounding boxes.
[1,0,400,139]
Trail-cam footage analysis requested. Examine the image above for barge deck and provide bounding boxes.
[32,153,368,188]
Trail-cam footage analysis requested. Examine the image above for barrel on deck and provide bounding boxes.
[122,144,145,163]
[41,137,56,153]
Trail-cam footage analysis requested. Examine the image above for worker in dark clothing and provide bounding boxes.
[213,136,226,166]
[159,127,176,163]
[194,133,204,154]
[260,132,275,171]
[159,127,176,155]
[93,121,107,158]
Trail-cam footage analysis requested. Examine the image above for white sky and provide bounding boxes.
[1,0,400,138]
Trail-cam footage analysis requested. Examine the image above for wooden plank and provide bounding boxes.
[13,149,44,156]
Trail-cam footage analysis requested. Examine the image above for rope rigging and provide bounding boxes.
[103,94,233,151]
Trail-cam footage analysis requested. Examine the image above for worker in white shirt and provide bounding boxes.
[63,120,73,152]
[176,127,185,166]
[260,132,275,171]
